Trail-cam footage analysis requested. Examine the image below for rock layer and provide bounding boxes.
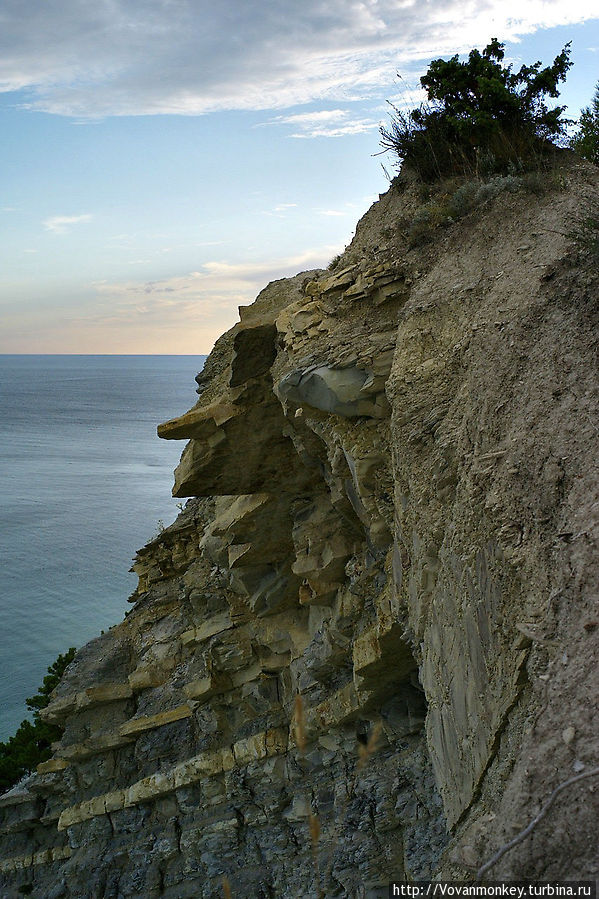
[1,155,598,897]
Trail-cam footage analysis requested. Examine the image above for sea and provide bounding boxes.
[0,355,205,741]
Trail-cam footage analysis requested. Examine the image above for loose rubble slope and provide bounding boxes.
[0,153,597,897]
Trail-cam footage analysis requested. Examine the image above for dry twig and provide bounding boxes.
[476,766,599,880]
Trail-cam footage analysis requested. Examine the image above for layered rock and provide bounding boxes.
[1,155,598,897]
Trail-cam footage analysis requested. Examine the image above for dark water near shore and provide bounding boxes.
[0,355,204,740]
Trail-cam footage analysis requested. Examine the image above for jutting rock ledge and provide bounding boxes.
[1,154,598,897]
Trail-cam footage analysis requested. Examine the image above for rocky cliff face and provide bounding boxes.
[1,155,598,898]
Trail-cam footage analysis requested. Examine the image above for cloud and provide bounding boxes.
[290,120,380,139]
[272,110,349,126]
[0,0,595,117]
[263,203,299,217]
[35,246,337,352]
[90,247,340,325]
[43,213,93,234]
[263,108,380,138]
[315,200,369,217]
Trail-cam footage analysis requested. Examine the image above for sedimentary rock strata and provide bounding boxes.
[1,156,597,897]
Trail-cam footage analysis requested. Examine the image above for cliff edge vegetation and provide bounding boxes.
[0,650,76,794]
[380,38,573,180]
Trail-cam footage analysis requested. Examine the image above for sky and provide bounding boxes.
[1,1,598,354]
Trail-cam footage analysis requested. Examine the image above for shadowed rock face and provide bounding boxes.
[229,323,277,387]
[1,156,598,897]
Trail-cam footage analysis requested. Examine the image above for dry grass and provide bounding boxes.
[293,694,324,897]
[222,696,385,897]
[357,721,382,770]
[293,692,383,897]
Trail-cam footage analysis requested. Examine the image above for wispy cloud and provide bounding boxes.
[21,247,334,351]
[263,108,380,139]
[316,199,369,217]
[273,110,349,126]
[290,120,380,139]
[0,1,595,117]
[43,214,93,234]
[263,202,299,217]
[90,248,339,324]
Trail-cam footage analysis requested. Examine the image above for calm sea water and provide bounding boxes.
[0,355,205,740]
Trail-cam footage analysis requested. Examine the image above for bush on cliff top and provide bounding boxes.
[0,647,76,793]
[381,38,573,180]
[570,81,599,165]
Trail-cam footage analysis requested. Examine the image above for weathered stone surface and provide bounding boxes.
[1,156,598,897]
[119,703,193,737]
[276,364,388,418]
[59,731,136,760]
[40,683,133,724]
[0,845,72,874]
[36,759,70,775]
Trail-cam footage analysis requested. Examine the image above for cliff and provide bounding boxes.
[1,153,598,898]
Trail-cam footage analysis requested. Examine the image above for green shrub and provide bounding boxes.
[404,172,554,247]
[0,648,76,792]
[444,180,482,218]
[571,82,599,165]
[381,39,572,180]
